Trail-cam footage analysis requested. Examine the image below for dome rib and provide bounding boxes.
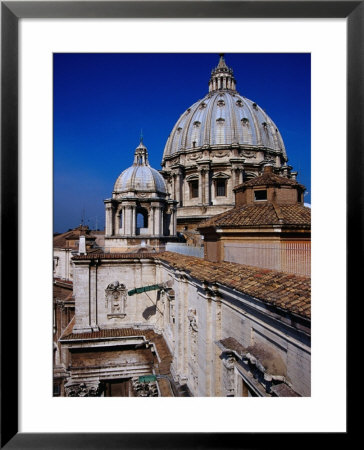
[162,56,287,161]
[162,91,286,160]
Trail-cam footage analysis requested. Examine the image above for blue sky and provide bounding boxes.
[54,53,311,233]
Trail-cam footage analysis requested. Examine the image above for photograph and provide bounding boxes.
[53,52,311,398]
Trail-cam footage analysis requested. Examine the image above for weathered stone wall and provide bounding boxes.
[73,259,161,333]
[54,248,73,281]
[71,256,310,397]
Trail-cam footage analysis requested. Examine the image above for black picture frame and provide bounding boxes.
[1,1,357,448]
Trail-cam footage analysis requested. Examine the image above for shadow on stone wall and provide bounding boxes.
[142,304,157,320]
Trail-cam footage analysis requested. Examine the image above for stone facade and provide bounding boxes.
[58,253,310,397]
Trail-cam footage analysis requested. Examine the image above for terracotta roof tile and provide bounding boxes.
[53,279,74,302]
[54,226,97,249]
[234,171,305,190]
[60,322,173,381]
[198,203,311,229]
[73,252,157,260]
[69,252,310,319]
[156,252,310,319]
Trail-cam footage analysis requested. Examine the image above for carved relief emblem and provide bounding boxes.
[65,381,100,397]
[188,153,202,161]
[212,150,229,158]
[240,150,256,159]
[187,308,198,332]
[105,281,127,318]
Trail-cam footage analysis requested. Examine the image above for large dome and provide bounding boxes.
[162,55,286,161]
[114,141,167,195]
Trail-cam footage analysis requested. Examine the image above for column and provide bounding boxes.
[171,174,176,202]
[154,206,162,236]
[232,167,237,189]
[171,207,176,236]
[115,209,120,235]
[131,205,136,236]
[121,206,126,235]
[179,170,184,207]
[105,204,113,236]
[198,169,203,203]
[174,171,181,205]
[124,205,132,235]
[160,206,164,236]
[152,206,156,236]
[175,173,179,204]
[237,167,244,185]
[204,168,210,205]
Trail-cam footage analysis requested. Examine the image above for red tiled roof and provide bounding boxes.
[156,252,311,319]
[60,321,173,378]
[53,279,74,302]
[198,203,311,229]
[53,226,97,249]
[54,278,73,286]
[69,251,310,319]
[73,252,157,260]
[234,171,305,191]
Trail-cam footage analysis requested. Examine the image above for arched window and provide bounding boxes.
[136,207,148,234]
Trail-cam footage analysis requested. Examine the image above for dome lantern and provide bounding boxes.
[133,139,149,166]
[208,54,237,93]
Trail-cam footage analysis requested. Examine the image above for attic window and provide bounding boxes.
[216,117,225,123]
[236,99,243,107]
[177,127,182,133]
[199,102,207,109]
[193,121,201,127]
[217,100,225,107]
[252,103,258,110]
[262,122,268,128]
[254,190,267,201]
[241,118,249,125]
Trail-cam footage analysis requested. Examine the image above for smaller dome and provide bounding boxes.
[114,141,167,195]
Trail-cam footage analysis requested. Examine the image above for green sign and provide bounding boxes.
[138,375,157,383]
[128,284,161,296]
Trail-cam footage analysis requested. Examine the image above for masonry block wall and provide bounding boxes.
[71,256,310,397]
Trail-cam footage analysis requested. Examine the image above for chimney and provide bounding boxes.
[78,235,86,255]
[263,164,274,174]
